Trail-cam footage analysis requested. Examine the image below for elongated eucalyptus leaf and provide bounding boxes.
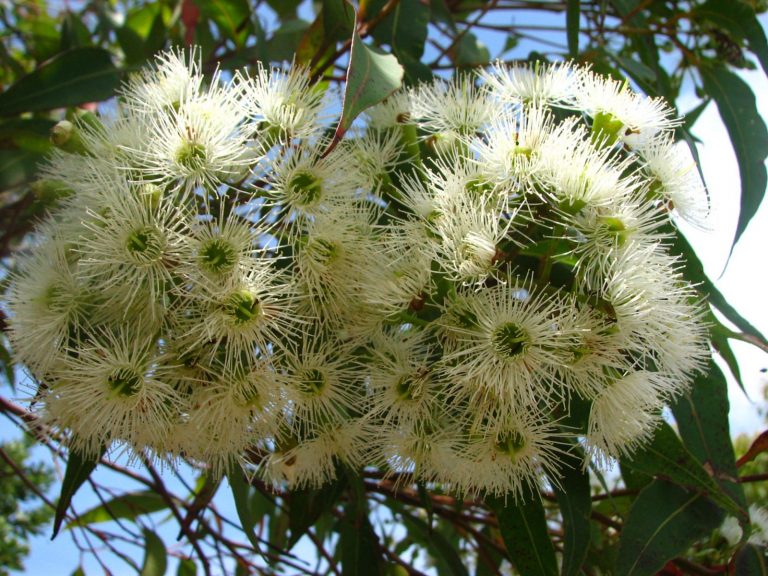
[616,480,722,576]
[731,544,768,576]
[0,48,119,116]
[622,422,743,518]
[566,0,580,58]
[199,0,252,46]
[671,361,746,508]
[339,473,382,576]
[140,529,167,576]
[227,469,262,551]
[288,477,346,547]
[608,0,670,97]
[392,503,468,576]
[700,64,768,253]
[65,490,168,529]
[324,20,403,153]
[487,495,558,576]
[52,446,104,538]
[322,0,355,43]
[177,558,197,576]
[366,0,431,82]
[551,445,591,576]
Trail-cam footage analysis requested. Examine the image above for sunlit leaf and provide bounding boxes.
[325,21,403,153]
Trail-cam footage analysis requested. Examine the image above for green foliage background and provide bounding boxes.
[1,1,767,574]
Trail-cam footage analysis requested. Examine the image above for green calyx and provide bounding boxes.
[289,170,323,206]
[135,183,163,210]
[199,237,237,276]
[306,238,340,266]
[224,290,261,325]
[465,177,493,196]
[125,226,164,263]
[495,430,526,457]
[597,215,629,246]
[591,111,625,147]
[297,368,326,396]
[395,370,427,401]
[492,322,529,358]
[233,381,262,409]
[107,367,143,398]
[176,140,207,171]
[512,144,533,158]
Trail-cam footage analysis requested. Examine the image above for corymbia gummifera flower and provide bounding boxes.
[7,49,711,497]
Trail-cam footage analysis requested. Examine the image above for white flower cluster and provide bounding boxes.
[7,51,711,496]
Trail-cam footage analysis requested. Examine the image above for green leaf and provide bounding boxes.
[700,64,768,252]
[52,446,104,539]
[367,0,431,82]
[60,12,92,51]
[671,361,747,508]
[339,473,382,576]
[0,48,120,116]
[613,55,656,83]
[270,19,312,63]
[65,490,168,529]
[326,23,404,152]
[227,469,263,551]
[731,544,768,576]
[323,0,356,43]
[621,422,742,518]
[608,0,670,98]
[711,320,746,391]
[140,529,167,576]
[453,32,490,66]
[116,4,167,66]
[487,495,558,576]
[616,480,722,576]
[429,0,454,27]
[0,149,46,190]
[266,0,302,20]
[288,477,347,548]
[392,503,469,576]
[551,445,591,576]
[177,558,197,576]
[566,0,580,58]
[198,0,252,47]
[669,228,767,346]
[695,0,768,76]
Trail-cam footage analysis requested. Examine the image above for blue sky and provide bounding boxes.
[1,5,767,575]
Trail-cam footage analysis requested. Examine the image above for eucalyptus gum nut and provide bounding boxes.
[31,179,75,203]
[50,120,88,154]
[590,111,625,147]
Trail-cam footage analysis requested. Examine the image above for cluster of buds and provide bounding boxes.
[7,50,710,497]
